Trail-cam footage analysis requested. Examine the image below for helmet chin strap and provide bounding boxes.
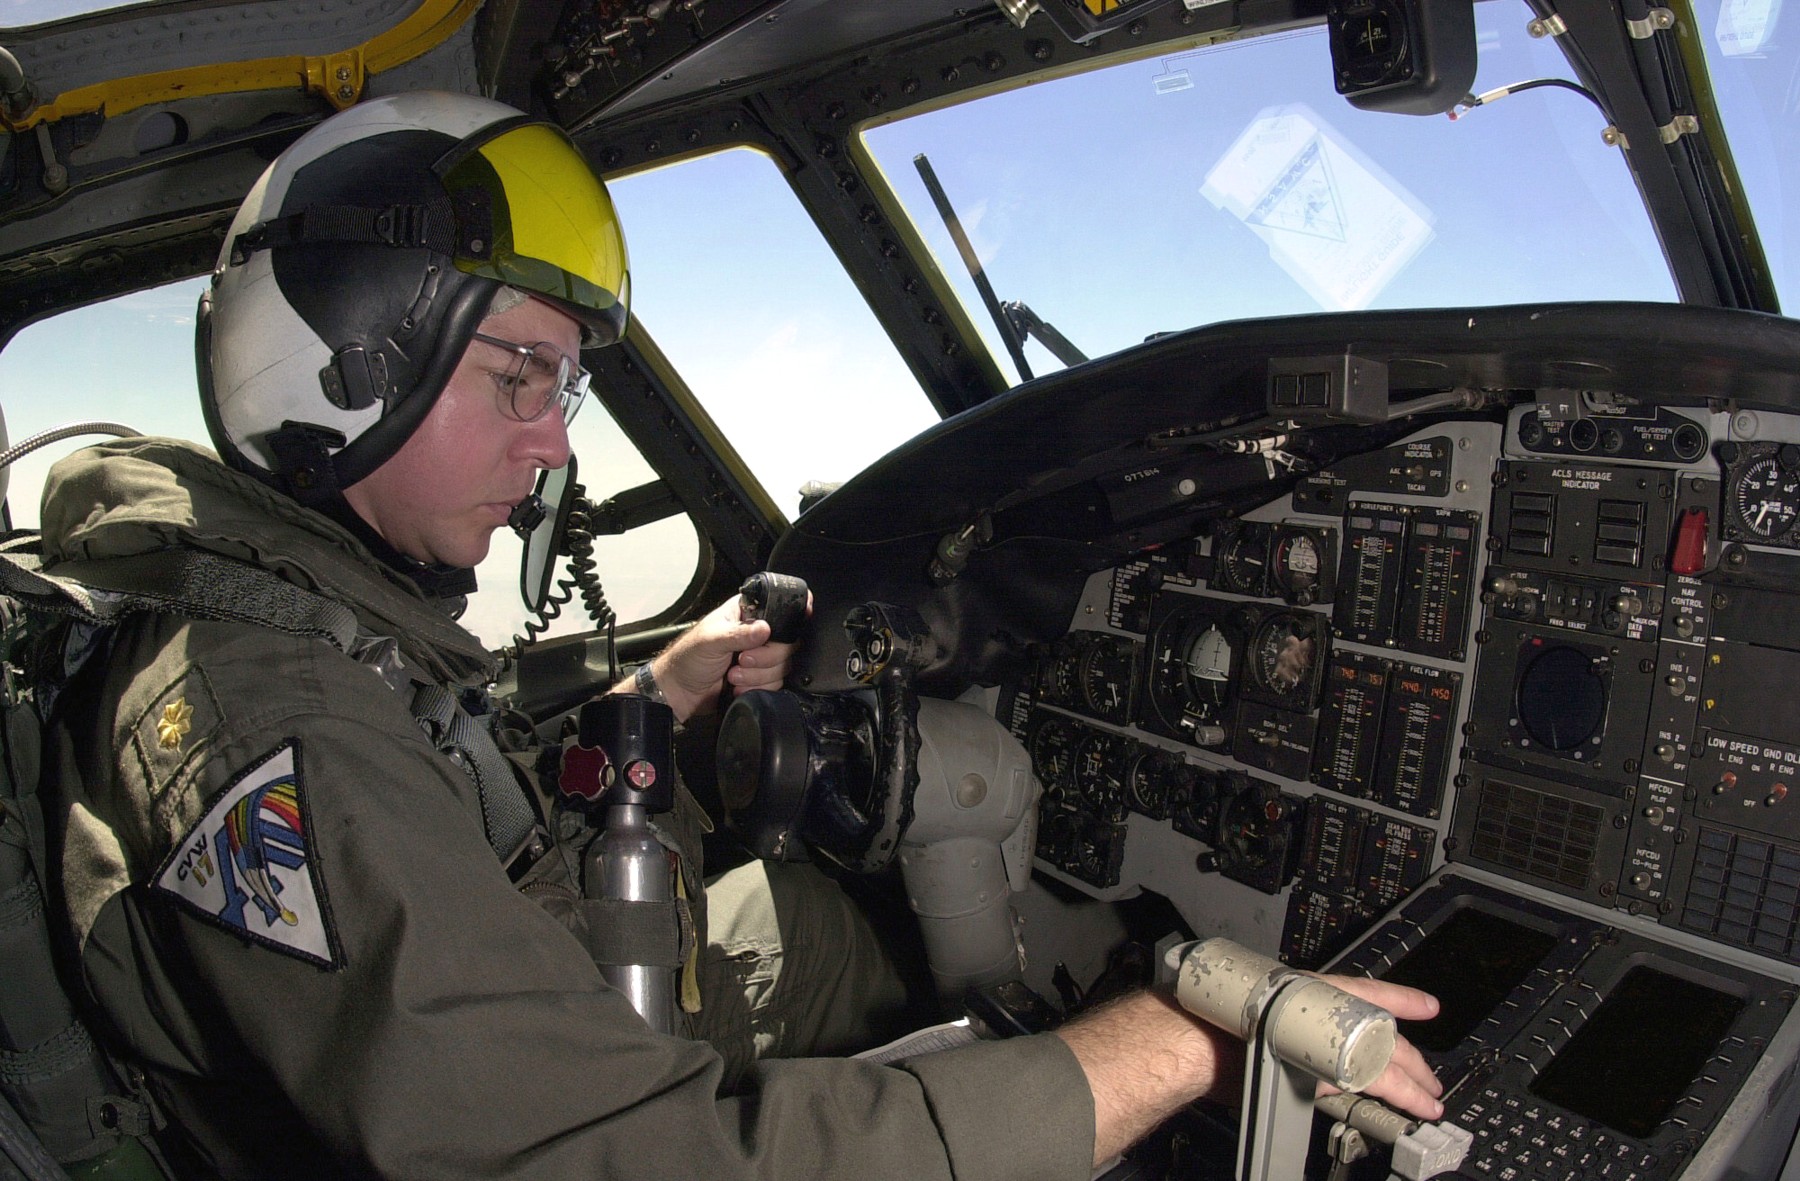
[329,488,480,600]
[268,419,477,600]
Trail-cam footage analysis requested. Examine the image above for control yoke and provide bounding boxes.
[717,600,1041,998]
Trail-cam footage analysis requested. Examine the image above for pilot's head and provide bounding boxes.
[196,91,629,569]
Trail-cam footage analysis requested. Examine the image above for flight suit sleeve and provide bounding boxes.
[68,626,1096,1181]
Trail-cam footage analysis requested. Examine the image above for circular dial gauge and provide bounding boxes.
[1732,456,1800,540]
[1216,782,1289,874]
[1271,532,1324,601]
[1028,717,1081,801]
[1126,748,1185,819]
[1248,614,1318,699]
[1075,731,1130,822]
[1214,530,1268,595]
[1074,826,1117,883]
[1035,808,1080,866]
[1040,648,1081,703]
[1147,609,1237,737]
[1183,624,1234,702]
[1079,636,1137,720]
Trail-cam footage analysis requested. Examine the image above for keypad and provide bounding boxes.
[1453,1088,1660,1180]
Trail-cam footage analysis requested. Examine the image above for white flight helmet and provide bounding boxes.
[197,91,629,503]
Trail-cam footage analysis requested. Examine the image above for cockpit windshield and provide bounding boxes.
[861,0,1697,385]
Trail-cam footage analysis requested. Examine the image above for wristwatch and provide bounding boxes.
[634,660,667,705]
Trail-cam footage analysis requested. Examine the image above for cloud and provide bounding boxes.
[665,315,935,512]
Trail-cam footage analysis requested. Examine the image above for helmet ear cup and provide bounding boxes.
[328,273,494,488]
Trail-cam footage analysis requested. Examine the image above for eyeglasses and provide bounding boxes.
[471,332,592,425]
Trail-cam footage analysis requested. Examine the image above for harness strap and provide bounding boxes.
[0,873,43,934]
[0,1022,102,1089]
[235,202,460,259]
[409,684,540,868]
[0,547,538,867]
[0,549,360,651]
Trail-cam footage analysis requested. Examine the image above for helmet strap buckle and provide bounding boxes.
[372,204,426,247]
[268,422,349,508]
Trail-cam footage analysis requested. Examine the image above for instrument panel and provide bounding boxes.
[771,305,1800,1180]
[1000,406,1800,1181]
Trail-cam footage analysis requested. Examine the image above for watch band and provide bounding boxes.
[634,660,667,705]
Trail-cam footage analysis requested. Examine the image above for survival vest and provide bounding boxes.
[0,534,545,1180]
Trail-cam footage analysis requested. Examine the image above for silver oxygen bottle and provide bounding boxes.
[560,694,681,1033]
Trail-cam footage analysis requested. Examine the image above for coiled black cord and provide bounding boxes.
[496,484,618,674]
[562,498,618,673]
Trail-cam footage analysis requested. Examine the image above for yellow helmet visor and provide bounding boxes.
[438,121,629,347]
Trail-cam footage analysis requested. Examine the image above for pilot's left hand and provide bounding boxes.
[1312,974,1444,1121]
[625,592,807,722]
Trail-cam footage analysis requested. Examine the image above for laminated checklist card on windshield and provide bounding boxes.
[1201,103,1435,313]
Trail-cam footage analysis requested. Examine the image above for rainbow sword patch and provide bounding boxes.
[153,740,338,967]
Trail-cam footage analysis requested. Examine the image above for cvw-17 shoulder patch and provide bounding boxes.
[152,740,340,969]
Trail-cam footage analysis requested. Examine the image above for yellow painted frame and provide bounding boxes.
[2,0,479,131]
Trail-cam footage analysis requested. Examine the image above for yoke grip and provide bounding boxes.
[739,572,809,643]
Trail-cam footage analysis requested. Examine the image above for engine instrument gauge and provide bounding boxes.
[1169,763,1222,843]
[1210,776,1302,894]
[1075,730,1131,822]
[1240,608,1329,710]
[1730,455,1800,541]
[1126,747,1191,820]
[1270,526,1337,605]
[1028,715,1082,802]
[1038,644,1082,704]
[1078,634,1139,724]
[1211,521,1271,596]
[1073,823,1126,887]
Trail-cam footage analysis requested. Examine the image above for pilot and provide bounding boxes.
[38,91,1442,1178]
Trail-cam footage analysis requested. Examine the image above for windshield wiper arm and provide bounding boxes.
[1002,299,1087,369]
[913,153,1086,382]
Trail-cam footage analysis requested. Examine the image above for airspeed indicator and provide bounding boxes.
[1731,455,1800,541]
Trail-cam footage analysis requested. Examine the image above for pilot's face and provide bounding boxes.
[343,295,578,569]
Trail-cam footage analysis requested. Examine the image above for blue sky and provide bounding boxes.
[1,1,137,25]
[1,0,158,23]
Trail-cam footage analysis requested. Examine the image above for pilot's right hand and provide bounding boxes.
[1310,974,1443,1121]
[618,591,810,722]
[1055,982,1443,1169]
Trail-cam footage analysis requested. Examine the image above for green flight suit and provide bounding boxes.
[37,439,1094,1180]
